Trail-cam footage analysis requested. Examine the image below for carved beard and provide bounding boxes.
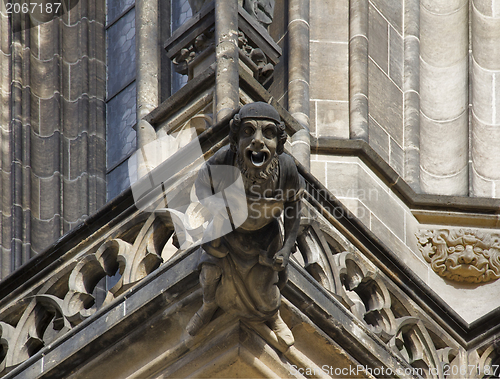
[236,152,279,184]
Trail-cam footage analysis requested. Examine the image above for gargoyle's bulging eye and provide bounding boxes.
[243,127,254,136]
[263,128,277,139]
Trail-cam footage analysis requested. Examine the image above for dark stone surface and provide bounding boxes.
[106,160,132,200]
[30,131,61,178]
[1,0,107,276]
[106,82,137,168]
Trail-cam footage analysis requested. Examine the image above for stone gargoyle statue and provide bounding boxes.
[186,102,304,346]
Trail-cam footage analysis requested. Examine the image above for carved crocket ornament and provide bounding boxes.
[186,102,304,346]
[416,229,500,283]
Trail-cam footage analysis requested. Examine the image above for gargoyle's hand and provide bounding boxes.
[273,248,291,271]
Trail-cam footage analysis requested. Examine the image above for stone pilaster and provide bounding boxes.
[403,0,420,192]
[349,0,369,142]
[215,0,239,122]
[288,0,311,168]
[136,0,159,178]
[0,1,12,277]
[470,0,500,197]
[419,0,469,195]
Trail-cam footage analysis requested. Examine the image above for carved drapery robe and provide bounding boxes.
[195,146,303,320]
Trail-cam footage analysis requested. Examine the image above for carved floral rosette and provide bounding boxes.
[416,229,500,283]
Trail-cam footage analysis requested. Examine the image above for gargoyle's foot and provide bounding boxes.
[269,312,294,347]
[186,301,218,336]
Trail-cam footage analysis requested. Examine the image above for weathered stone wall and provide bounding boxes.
[309,0,349,140]
[309,0,498,198]
[0,1,106,277]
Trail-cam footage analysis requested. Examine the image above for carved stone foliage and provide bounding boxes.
[416,229,500,283]
[171,29,275,83]
[165,2,281,85]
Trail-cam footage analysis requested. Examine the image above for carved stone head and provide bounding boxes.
[229,102,287,176]
[417,229,500,283]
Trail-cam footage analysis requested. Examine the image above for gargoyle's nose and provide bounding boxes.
[251,129,264,149]
[458,245,477,264]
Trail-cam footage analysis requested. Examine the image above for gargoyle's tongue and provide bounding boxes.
[251,151,267,166]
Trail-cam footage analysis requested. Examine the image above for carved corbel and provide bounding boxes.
[172,29,215,76]
[238,32,274,83]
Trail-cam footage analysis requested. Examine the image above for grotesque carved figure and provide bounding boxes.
[187,0,276,29]
[186,102,303,346]
[240,0,275,28]
[417,229,500,283]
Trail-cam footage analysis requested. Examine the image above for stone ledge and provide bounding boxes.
[312,137,500,216]
[1,250,421,379]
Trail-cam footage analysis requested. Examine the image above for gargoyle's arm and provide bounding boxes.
[273,200,301,270]
[283,200,301,251]
[195,165,230,217]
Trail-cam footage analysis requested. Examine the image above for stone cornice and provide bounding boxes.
[312,137,500,217]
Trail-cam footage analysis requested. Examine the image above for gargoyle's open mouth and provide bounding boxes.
[446,261,486,277]
[249,151,268,167]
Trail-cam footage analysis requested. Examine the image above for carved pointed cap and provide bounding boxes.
[238,102,281,123]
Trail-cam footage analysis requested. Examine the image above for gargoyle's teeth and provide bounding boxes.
[251,151,267,167]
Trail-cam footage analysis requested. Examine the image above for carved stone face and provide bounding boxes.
[417,229,500,283]
[445,243,490,279]
[237,118,278,173]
